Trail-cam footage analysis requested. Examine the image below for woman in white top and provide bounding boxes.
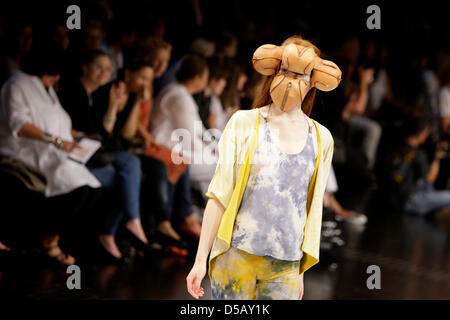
[150,54,218,199]
[0,45,101,266]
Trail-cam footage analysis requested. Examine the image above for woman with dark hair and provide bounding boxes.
[60,57,156,260]
[0,44,101,266]
[187,36,340,300]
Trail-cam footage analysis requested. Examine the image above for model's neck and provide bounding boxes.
[269,103,306,120]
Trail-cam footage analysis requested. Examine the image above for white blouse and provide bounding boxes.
[439,87,450,118]
[150,82,218,165]
[0,70,100,197]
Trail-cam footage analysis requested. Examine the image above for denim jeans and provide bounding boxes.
[88,151,142,235]
[140,156,192,226]
[347,114,382,170]
[404,179,450,216]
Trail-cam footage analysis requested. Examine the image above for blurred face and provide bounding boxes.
[84,27,104,51]
[237,73,248,91]
[54,26,70,51]
[343,38,360,63]
[209,77,227,96]
[192,68,209,93]
[17,26,33,53]
[128,66,154,93]
[121,32,136,48]
[84,55,112,86]
[364,41,377,60]
[152,48,170,78]
[224,39,237,58]
[40,74,60,88]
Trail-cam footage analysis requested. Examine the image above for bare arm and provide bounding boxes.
[17,122,45,140]
[187,198,225,299]
[425,158,440,184]
[342,68,374,120]
[194,198,225,264]
[137,122,156,145]
[425,142,447,184]
[441,117,450,135]
[17,122,78,152]
[121,84,152,140]
[102,83,123,135]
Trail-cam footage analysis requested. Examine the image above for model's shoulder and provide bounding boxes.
[230,109,259,125]
[311,118,333,144]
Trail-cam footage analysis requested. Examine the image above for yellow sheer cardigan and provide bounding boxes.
[205,108,334,278]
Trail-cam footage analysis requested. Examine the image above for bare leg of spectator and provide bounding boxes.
[157,220,182,240]
[348,114,382,169]
[0,241,10,251]
[41,234,76,265]
[98,234,122,259]
[125,218,149,244]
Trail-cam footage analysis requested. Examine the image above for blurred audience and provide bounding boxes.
[0,2,449,270]
[150,54,216,202]
[0,44,101,265]
[385,115,450,220]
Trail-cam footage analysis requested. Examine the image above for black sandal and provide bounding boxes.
[40,244,75,267]
[154,230,189,249]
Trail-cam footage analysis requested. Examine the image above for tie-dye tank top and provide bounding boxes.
[230,119,316,261]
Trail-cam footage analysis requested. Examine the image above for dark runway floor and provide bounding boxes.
[1,193,449,300]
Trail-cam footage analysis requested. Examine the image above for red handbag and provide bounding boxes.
[145,144,190,184]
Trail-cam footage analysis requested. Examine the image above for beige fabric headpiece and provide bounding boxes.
[252,43,342,111]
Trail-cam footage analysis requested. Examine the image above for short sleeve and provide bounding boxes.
[1,80,32,138]
[325,164,338,193]
[321,130,335,195]
[205,111,239,209]
[439,88,450,117]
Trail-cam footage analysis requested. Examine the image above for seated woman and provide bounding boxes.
[58,51,151,260]
[150,54,218,202]
[125,62,202,250]
[193,59,229,132]
[0,43,101,266]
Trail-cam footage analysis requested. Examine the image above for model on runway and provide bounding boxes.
[187,35,341,300]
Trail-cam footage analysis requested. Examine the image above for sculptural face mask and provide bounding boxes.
[252,43,342,112]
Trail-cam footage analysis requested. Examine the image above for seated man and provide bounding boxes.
[386,115,450,223]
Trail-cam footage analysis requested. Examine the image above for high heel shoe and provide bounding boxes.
[178,220,201,239]
[121,228,167,256]
[95,240,124,265]
[154,230,189,249]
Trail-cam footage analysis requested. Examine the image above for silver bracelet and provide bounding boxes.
[42,131,55,144]
[54,137,63,149]
[103,116,117,124]
[42,132,63,149]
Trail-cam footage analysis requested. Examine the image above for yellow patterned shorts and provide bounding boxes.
[209,246,302,300]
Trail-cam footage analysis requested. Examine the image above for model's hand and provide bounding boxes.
[186,262,206,299]
[298,273,304,300]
